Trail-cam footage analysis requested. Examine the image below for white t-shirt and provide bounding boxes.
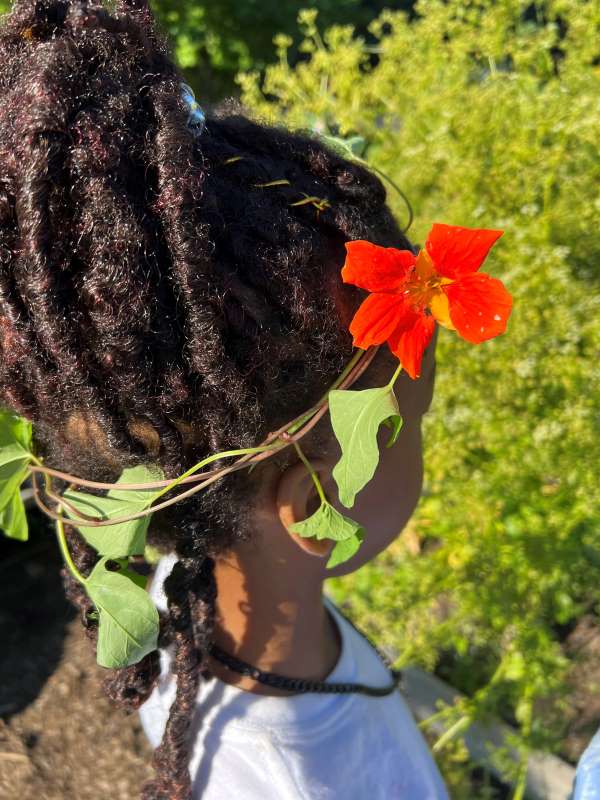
[139,555,448,800]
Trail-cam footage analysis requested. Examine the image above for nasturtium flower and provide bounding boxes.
[342,223,513,379]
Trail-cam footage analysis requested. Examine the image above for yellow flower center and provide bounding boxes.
[401,250,455,330]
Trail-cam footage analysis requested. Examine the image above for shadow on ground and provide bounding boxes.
[0,514,152,800]
[0,512,73,719]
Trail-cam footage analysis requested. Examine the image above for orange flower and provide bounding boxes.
[342,223,513,378]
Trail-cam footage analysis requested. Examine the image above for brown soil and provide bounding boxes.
[562,614,600,762]
[0,514,153,800]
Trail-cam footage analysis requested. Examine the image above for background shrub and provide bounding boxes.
[240,0,600,792]
[0,0,414,96]
[146,0,413,96]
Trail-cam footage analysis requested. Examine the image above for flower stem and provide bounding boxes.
[293,441,327,505]
[388,362,404,388]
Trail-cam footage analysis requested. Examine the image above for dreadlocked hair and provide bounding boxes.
[0,1,411,797]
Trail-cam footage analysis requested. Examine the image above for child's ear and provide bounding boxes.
[276,458,334,558]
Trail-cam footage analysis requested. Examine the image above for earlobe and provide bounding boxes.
[276,459,334,558]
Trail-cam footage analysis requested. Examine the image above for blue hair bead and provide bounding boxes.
[181,83,206,135]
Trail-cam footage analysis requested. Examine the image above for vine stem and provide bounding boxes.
[152,445,275,501]
[55,512,86,586]
[29,347,380,529]
[347,147,414,233]
[27,348,372,493]
[368,163,414,233]
[293,441,326,504]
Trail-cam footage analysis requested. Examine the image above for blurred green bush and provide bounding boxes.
[240,1,600,793]
[147,0,414,96]
[0,0,415,97]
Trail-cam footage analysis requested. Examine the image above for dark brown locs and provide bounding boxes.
[0,1,411,797]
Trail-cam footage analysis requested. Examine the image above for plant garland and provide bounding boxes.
[0,223,512,670]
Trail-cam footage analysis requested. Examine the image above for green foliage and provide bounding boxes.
[0,490,28,541]
[86,557,159,669]
[0,409,32,540]
[148,2,414,95]
[0,403,162,667]
[0,1,415,95]
[330,385,402,508]
[63,465,163,559]
[290,500,364,569]
[241,0,600,780]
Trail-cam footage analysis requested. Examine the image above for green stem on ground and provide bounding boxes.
[418,707,452,730]
[512,753,529,800]
[432,714,472,753]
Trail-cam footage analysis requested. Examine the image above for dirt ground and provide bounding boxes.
[2,512,600,800]
[0,514,153,800]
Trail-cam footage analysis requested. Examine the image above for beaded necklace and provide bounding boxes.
[209,607,402,697]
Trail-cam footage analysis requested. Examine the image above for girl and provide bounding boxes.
[0,1,483,797]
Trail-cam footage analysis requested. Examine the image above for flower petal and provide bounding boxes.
[343,241,416,293]
[429,291,455,330]
[349,293,413,350]
[444,273,513,344]
[415,249,437,281]
[425,224,504,280]
[388,313,435,380]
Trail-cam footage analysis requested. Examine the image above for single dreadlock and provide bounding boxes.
[0,1,412,797]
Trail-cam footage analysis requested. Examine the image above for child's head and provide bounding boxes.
[0,1,433,796]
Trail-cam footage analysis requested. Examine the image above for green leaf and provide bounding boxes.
[0,409,32,513]
[319,133,367,159]
[112,558,149,590]
[63,465,163,559]
[290,499,364,542]
[0,490,28,541]
[86,556,159,669]
[327,531,365,570]
[290,500,365,568]
[329,386,403,508]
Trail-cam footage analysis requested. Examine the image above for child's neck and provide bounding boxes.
[209,548,341,696]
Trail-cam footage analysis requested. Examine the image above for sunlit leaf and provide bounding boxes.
[290,500,365,568]
[0,409,32,515]
[0,490,28,541]
[329,386,402,508]
[327,530,364,569]
[86,557,159,669]
[319,133,367,159]
[291,499,364,541]
[63,465,163,559]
